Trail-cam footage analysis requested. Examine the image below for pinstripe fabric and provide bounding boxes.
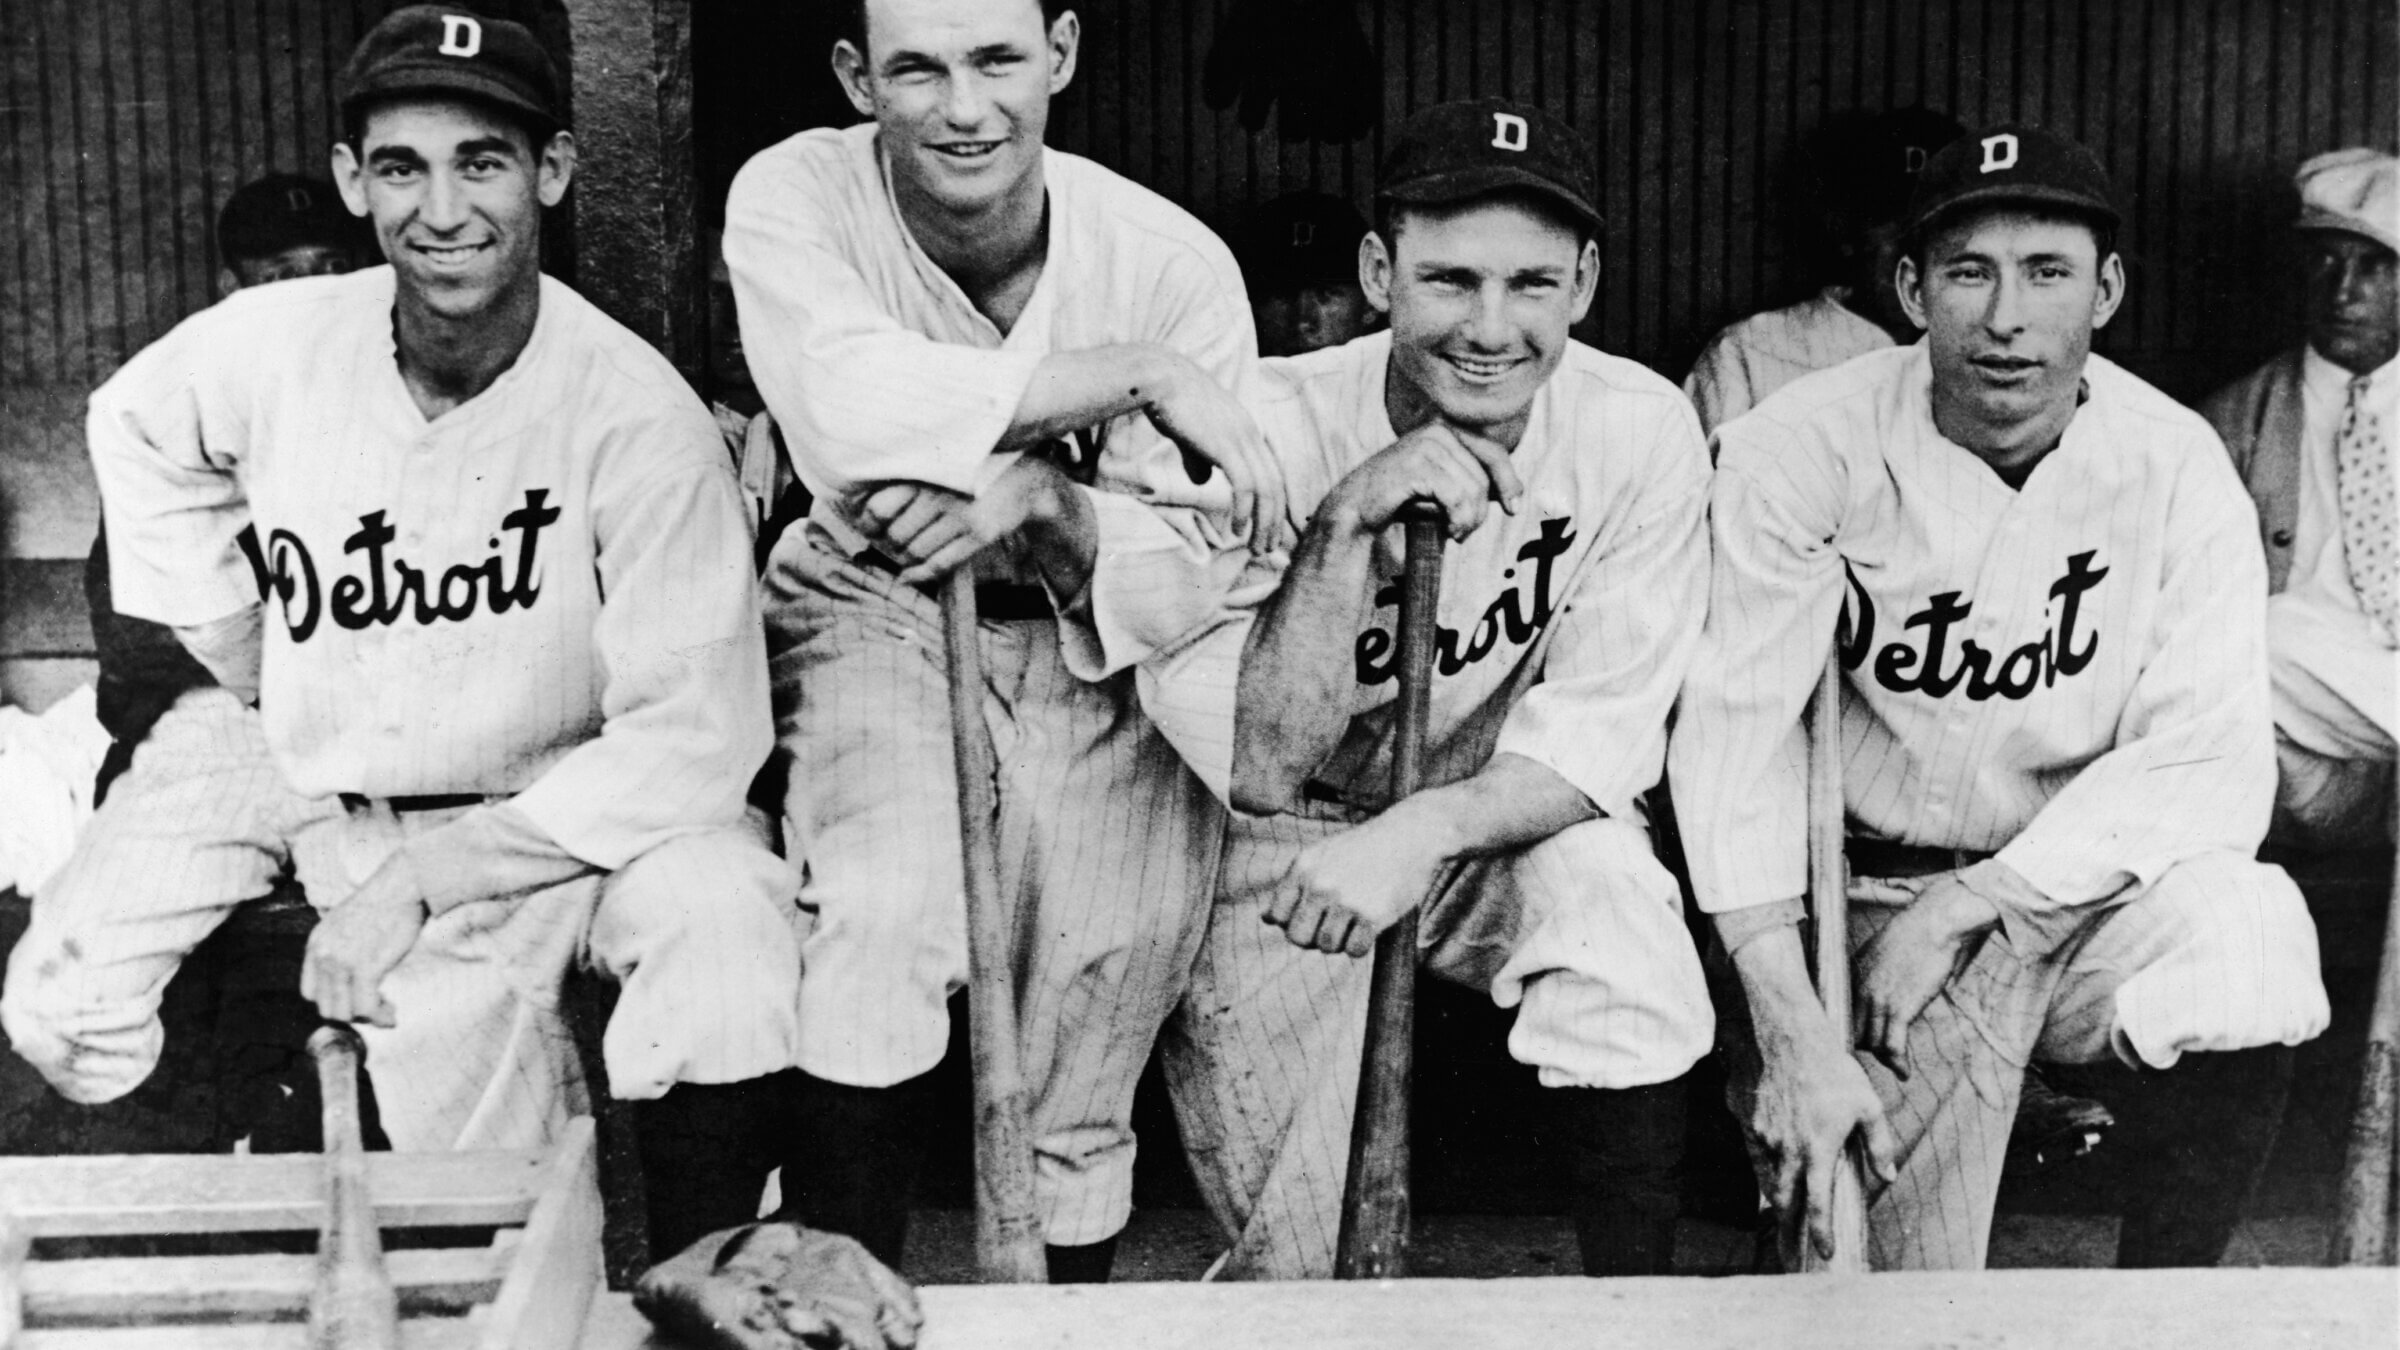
[1682,289,1897,436]
[3,687,313,1103]
[1153,335,1716,1280]
[1801,858,2324,1271]
[768,531,1221,1246]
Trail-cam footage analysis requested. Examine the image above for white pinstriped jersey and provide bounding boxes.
[724,124,1258,677]
[1671,343,2278,918]
[1162,332,1710,816]
[1682,286,1896,435]
[87,267,770,870]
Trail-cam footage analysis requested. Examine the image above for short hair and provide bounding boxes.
[1905,204,2117,273]
[837,0,1067,54]
[1373,188,1596,255]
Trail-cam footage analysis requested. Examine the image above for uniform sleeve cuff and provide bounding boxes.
[1711,898,1807,956]
[1956,858,2084,960]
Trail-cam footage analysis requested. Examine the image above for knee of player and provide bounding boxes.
[598,829,804,952]
[0,975,163,1105]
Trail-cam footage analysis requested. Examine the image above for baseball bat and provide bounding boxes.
[939,569,1049,1284]
[305,1024,401,1350]
[1798,655,1870,1274]
[2332,842,2400,1265]
[1335,500,1445,1281]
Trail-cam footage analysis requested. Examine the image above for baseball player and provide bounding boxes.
[2202,148,2397,848]
[1154,99,1716,1280]
[723,0,1277,1280]
[1670,125,2330,1271]
[1234,191,1381,359]
[1684,107,1963,435]
[10,4,812,1264]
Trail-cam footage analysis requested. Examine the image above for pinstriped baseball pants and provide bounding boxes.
[1730,851,2329,1271]
[767,536,1222,1246]
[1160,809,1715,1280]
[3,686,807,1152]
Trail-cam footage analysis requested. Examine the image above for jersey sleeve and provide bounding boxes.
[1060,235,1264,679]
[1989,447,2279,938]
[1666,418,1852,913]
[723,146,1042,504]
[1493,403,1710,818]
[86,308,262,629]
[504,422,773,870]
[1681,329,1754,438]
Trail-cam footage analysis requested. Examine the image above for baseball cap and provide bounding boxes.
[1376,98,1600,236]
[1812,106,1967,229]
[1904,123,2120,243]
[338,3,563,137]
[2294,148,2399,255]
[1236,192,1369,292]
[216,174,362,268]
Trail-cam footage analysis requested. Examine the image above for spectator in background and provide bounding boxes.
[1235,190,1379,358]
[2203,148,2398,849]
[1684,107,1963,434]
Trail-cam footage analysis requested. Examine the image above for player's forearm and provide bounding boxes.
[1382,753,1599,862]
[399,802,595,916]
[1230,501,1382,813]
[999,345,1187,451]
[1723,921,1851,1063]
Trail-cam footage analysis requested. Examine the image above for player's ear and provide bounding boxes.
[1894,254,1930,332]
[2090,250,2126,331]
[1568,237,1599,324]
[832,39,876,120]
[331,141,371,218]
[535,130,577,208]
[1359,230,1393,315]
[1045,10,1080,94]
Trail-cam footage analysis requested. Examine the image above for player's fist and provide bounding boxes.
[1325,422,1522,543]
[635,1222,923,1350]
[1855,873,2001,1078]
[1262,813,1448,957]
[1142,353,1291,554]
[1744,1029,1899,1262]
[854,459,1081,586]
[300,856,431,1029]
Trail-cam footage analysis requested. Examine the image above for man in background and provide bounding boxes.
[2203,148,2397,849]
[1235,190,1379,358]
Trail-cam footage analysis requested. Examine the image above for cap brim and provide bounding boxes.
[1910,183,2121,240]
[342,64,556,132]
[1380,166,1602,233]
[2297,209,2400,256]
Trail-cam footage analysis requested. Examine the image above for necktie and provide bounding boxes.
[2336,375,2398,647]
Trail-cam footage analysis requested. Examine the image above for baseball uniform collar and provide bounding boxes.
[1365,327,1562,471]
[378,270,562,431]
[872,134,1060,349]
[1900,341,2098,493]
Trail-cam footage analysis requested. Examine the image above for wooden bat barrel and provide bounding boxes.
[306,1024,401,1350]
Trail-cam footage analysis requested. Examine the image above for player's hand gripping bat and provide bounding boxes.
[1797,657,1870,1272]
[939,570,1048,1282]
[1334,499,1445,1280]
[2334,839,2400,1265]
[306,1024,400,1350]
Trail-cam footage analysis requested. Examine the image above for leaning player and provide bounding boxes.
[1671,125,2330,1270]
[1159,99,1715,1280]
[42,4,814,1263]
[2202,148,2396,848]
[723,0,1277,1280]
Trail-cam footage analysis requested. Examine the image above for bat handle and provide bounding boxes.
[1336,512,1446,1281]
[1798,656,1869,1274]
[306,1025,400,1350]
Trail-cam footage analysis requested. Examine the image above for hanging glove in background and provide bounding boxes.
[1203,0,1378,143]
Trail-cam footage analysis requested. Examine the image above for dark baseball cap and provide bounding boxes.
[338,3,563,137]
[1236,192,1370,291]
[1377,98,1600,236]
[1904,123,2119,242]
[217,174,363,268]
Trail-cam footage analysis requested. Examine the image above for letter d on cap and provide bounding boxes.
[439,14,482,57]
[1491,112,1529,152]
[1979,133,2019,174]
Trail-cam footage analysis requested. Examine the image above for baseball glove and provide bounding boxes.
[633,1222,924,1350]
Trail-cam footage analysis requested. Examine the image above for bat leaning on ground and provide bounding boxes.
[306,1023,401,1350]
[2333,841,2400,1265]
[1335,500,1446,1281]
[940,569,1049,1283]
[1797,656,1871,1274]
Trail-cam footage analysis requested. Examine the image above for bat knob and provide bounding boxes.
[308,1023,366,1062]
[1393,497,1447,528]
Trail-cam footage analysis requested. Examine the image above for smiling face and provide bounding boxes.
[1898,207,2124,461]
[332,97,572,324]
[834,0,1074,223]
[2302,230,2400,376]
[1365,195,1597,447]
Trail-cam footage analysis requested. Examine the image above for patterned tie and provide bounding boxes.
[2336,375,2398,647]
